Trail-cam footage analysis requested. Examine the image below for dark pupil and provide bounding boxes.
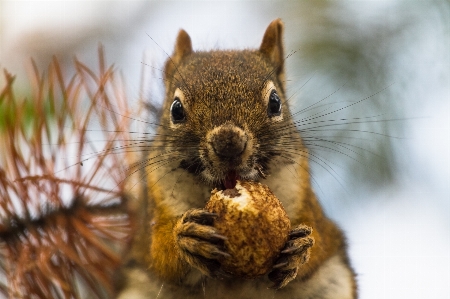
[268,90,281,116]
[171,97,185,122]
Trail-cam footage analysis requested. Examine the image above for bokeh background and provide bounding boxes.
[1,1,449,298]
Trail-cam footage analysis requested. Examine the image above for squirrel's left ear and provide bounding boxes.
[259,19,285,91]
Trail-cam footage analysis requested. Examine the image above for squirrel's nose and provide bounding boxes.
[210,124,248,159]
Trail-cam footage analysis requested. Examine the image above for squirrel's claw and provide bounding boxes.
[268,268,298,289]
[175,208,228,277]
[288,225,312,239]
[268,224,314,289]
[182,209,217,225]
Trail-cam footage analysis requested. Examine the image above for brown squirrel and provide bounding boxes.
[116,19,357,299]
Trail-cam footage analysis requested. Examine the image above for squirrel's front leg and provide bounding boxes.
[174,209,230,276]
[268,224,314,289]
[149,208,229,282]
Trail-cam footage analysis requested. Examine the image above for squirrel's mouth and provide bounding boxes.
[223,170,239,190]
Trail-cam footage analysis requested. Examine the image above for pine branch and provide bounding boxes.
[0,47,135,299]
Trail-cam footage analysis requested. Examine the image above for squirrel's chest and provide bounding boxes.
[148,166,212,215]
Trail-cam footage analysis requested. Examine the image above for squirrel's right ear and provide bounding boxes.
[259,19,285,89]
[165,29,193,83]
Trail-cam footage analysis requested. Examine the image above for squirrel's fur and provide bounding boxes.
[117,19,357,299]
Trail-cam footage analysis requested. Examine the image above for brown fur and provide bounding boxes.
[117,19,357,298]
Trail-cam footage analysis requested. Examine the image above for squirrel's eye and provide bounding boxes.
[267,90,282,117]
[170,97,186,123]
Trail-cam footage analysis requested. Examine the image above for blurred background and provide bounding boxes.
[1,1,449,298]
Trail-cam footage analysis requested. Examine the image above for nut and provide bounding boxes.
[205,181,290,277]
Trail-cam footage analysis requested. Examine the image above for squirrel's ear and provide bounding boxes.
[173,29,193,61]
[165,29,193,84]
[259,19,285,88]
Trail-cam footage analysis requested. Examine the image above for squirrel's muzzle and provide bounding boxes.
[203,123,256,187]
[209,124,248,161]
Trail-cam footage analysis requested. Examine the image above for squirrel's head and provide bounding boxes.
[161,19,301,189]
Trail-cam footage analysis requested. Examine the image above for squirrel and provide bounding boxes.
[116,19,357,299]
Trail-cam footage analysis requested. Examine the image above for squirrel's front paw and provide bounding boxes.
[174,208,230,278]
[268,224,314,289]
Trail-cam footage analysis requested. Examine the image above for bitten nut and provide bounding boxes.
[205,181,290,278]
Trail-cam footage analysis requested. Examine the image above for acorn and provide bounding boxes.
[205,181,290,278]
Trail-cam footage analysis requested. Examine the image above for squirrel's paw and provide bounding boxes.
[174,208,230,278]
[268,224,314,289]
